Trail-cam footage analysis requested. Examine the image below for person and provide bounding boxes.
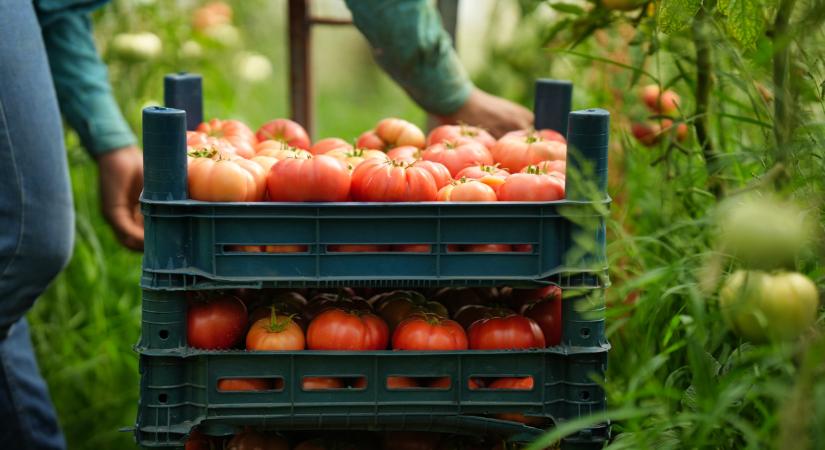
[0,1,532,448]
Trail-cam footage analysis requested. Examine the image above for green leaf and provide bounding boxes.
[717,0,765,49]
[658,0,703,33]
[550,2,585,14]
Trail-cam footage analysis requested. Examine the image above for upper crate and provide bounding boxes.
[141,76,609,290]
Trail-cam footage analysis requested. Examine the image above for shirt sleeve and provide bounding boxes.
[345,0,473,116]
[40,11,136,156]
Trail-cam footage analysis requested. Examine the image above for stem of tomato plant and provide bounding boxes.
[692,7,725,199]
[772,0,797,175]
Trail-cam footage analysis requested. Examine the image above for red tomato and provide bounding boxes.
[464,244,514,252]
[411,160,452,189]
[506,285,562,311]
[310,137,351,155]
[452,304,510,330]
[233,158,267,201]
[375,118,426,148]
[185,429,222,450]
[307,308,389,350]
[428,377,483,390]
[437,179,497,201]
[486,377,546,426]
[256,118,311,150]
[326,147,388,170]
[350,159,438,202]
[188,156,258,202]
[386,376,420,389]
[421,141,494,177]
[455,164,509,180]
[468,315,545,349]
[187,295,247,349]
[375,290,448,332]
[303,293,372,322]
[513,244,533,252]
[502,128,566,144]
[392,316,468,350]
[245,313,305,351]
[392,244,431,253]
[255,139,312,159]
[217,378,274,391]
[523,160,566,177]
[328,244,390,252]
[227,245,263,252]
[196,118,257,158]
[356,130,387,150]
[227,431,289,450]
[187,131,237,159]
[521,296,562,346]
[386,145,421,163]
[432,287,491,315]
[498,172,565,201]
[263,245,308,253]
[302,377,345,390]
[640,84,681,115]
[426,124,496,149]
[267,154,351,201]
[249,155,279,177]
[492,135,566,173]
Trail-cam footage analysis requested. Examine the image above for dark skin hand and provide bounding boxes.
[97,145,144,251]
[438,87,534,138]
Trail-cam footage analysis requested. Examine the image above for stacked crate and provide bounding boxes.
[135,74,610,449]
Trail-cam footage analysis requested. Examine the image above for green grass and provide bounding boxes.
[26,1,825,449]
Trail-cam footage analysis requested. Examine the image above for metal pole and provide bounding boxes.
[288,0,313,137]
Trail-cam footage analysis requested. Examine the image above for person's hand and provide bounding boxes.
[438,88,534,138]
[97,145,144,251]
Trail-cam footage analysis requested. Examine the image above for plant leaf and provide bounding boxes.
[717,0,765,49]
[550,2,585,14]
[658,0,703,34]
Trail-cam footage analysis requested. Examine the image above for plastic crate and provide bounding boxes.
[135,76,611,449]
[140,78,610,290]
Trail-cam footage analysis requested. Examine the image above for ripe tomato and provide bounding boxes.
[326,147,388,170]
[719,270,819,342]
[492,135,566,173]
[437,179,497,201]
[245,312,305,351]
[303,293,372,322]
[427,124,496,149]
[375,290,448,332]
[310,137,351,155]
[185,430,225,450]
[256,118,311,150]
[432,288,491,315]
[522,160,566,178]
[631,122,661,147]
[249,303,307,331]
[227,431,289,450]
[392,316,468,350]
[187,131,236,159]
[468,315,545,349]
[422,141,493,177]
[386,145,421,163]
[498,172,565,201]
[392,244,431,253]
[302,376,346,390]
[233,158,267,200]
[456,164,509,180]
[640,84,680,115]
[356,130,386,150]
[267,154,351,201]
[350,159,437,202]
[502,128,566,144]
[411,160,452,189]
[486,377,546,426]
[452,304,512,330]
[217,378,274,391]
[506,286,562,311]
[463,244,514,252]
[187,295,247,349]
[188,156,259,202]
[427,376,482,390]
[249,155,279,176]
[521,296,562,347]
[255,139,312,159]
[196,118,257,158]
[263,245,308,253]
[375,118,426,148]
[386,376,420,389]
[307,308,389,350]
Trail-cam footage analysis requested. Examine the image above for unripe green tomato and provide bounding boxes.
[719,270,819,342]
[716,196,811,270]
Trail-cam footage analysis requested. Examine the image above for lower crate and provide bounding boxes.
[135,346,608,448]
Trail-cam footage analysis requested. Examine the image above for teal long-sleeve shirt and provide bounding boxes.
[34,0,471,156]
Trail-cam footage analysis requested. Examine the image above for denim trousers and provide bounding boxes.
[0,0,75,448]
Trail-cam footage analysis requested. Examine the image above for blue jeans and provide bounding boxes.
[0,0,75,448]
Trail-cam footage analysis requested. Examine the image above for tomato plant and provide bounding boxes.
[307,308,389,350]
[187,295,247,349]
[421,140,494,177]
[267,154,351,201]
[256,118,311,150]
[468,315,545,349]
[392,316,468,350]
[350,158,438,202]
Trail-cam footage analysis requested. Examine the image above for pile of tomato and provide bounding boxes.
[187,286,560,394]
[187,429,542,450]
[186,118,567,203]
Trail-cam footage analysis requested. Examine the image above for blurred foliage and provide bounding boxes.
[25,0,825,449]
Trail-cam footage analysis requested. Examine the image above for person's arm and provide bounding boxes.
[345,0,533,136]
[40,8,144,250]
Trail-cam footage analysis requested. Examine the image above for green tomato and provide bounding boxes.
[719,270,819,342]
[716,196,812,270]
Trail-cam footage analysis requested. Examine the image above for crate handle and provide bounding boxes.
[533,79,573,137]
[164,72,203,131]
[142,106,188,201]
